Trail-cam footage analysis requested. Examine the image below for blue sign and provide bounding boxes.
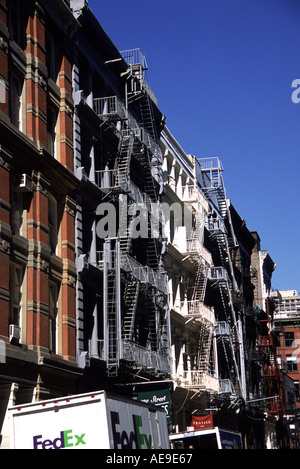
[219,430,243,449]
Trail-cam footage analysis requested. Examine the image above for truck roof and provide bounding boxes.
[9,389,168,414]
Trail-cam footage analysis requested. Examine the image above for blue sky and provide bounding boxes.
[88,0,300,292]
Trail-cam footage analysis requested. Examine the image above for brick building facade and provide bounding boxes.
[0,2,79,445]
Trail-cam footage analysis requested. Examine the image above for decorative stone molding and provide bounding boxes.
[65,273,76,288]
[62,259,76,287]
[0,36,8,54]
[0,286,9,302]
[38,74,47,91]
[64,195,76,217]
[0,238,9,254]
[0,156,11,171]
[0,198,11,212]
[27,300,49,316]
[31,171,50,195]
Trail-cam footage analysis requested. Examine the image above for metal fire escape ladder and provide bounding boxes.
[119,210,135,254]
[210,269,245,397]
[145,291,159,352]
[200,158,226,218]
[116,133,134,189]
[103,239,122,377]
[197,325,214,374]
[140,151,158,202]
[189,265,208,315]
[121,49,158,145]
[122,48,161,200]
[185,208,213,380]
[215,321,243,397]
[123,280,140,341]
[201,158,246,399]
[258,300,285,416]
[212,236,244,396]
[147,237,160,270]
[200,158,238,247]
[125,55,161,269]
[190,208,205,251]
[139,89,157,144]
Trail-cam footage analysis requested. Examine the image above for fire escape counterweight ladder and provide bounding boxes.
[123,281,140,341]
[103,240,122,377]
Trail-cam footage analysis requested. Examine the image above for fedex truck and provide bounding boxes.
[9,390,170,450]
[169,427,243,449]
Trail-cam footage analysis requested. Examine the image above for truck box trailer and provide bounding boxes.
[169,427,243,449]
[9,390,170,450]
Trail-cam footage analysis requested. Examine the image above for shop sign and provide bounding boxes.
[191,413,213,430]
[133,388,171,423]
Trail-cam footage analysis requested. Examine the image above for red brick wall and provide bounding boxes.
[0,3,76,360]
[26,11,47,146]
[26,176,49,348]
[58,50,73,171]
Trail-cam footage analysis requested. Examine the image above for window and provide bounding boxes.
[10,174,31,237]
[294,381,300,401]
[10,264,24,327]
[46,31,62,83]
[8,0,27,49]
[48,195,58,254]
[47,106,59,159]
[9,72,24,130]
[49,282,59,354]
[48,195,63,256]
[286,355,298,372]
[78,53,91,98]
[277,355,282,370]
[285,332,295,347]
[11,186,24,236]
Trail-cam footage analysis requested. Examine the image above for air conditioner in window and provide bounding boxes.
[19,173,32,192]
[78,351,90,369]
[76,253,89,273]
[9,324,21,344]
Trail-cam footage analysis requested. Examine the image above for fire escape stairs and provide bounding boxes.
[139,91,157,143]
[145,294,159,352]
[106,265,119,377]
[189,265,207,316]
[132,139,158,202]
[119,213,134,254]
[190,210,205,252]
[115,133,134,189]
[123,280,140,341]
[209,167,227,219]
[146,236,160,270]
[197,325,214,374]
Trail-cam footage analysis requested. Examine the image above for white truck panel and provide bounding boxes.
[9,390,169,450]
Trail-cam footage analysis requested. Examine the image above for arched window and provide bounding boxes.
[48,195,58,255]
[49,282,60,354]
[9,263,25,331]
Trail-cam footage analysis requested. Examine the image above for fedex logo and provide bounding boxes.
[33,429,86,449]
[111,411,152,449]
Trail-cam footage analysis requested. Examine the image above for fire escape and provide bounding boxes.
[94,49,170,378]
[199,157,247,400]
[257,298,285,416]
[181,187,218,393]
